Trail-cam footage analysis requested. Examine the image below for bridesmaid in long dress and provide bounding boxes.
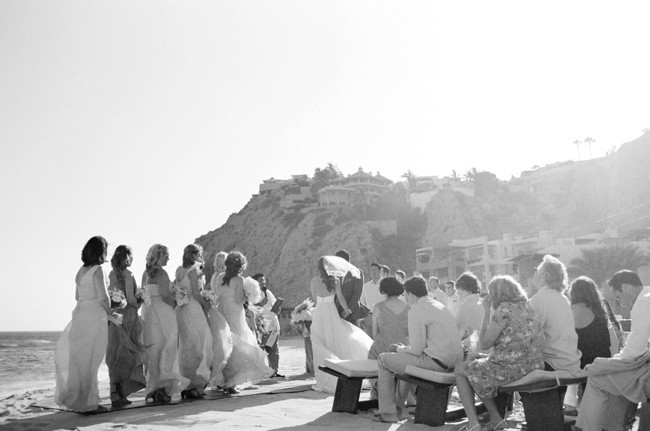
[216,251,273,393]
[106,245,147,408]
[207,251,233,389]
[141,244,184,403]
[55,236,112,412]
[175,244,213,399]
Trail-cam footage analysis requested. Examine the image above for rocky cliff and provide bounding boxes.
[196,132,650,307]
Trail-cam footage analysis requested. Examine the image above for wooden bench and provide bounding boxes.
[318,359,379,414]
[396,366,511,427]
[499,372,587,431]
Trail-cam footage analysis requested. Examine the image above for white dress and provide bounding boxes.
[311,294,373,394]
[54,265,109,412]
[142,283,185,395]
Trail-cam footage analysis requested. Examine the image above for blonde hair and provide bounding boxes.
[145,244,168,278]
[488,275,528,308]
[213,251,227,273]
[537,254,568,292]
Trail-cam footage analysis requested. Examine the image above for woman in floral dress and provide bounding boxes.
[455,275,544,431]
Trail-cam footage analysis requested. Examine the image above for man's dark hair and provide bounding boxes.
[379,276,404,297]
[381,265,390,275]
[335,250,350,262]
[370,262,381,270]
[404,276,428,298]
[456,271,481,295]
[251,273,265,281]
[608,270,643,292]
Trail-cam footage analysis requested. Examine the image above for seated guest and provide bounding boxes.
[455,272,484,349]
[455,275,544,431]
[428,276,449,306]
[395,270,406,284]
[530,255,581,372]
[576,270,650,431]
[445,281,461,317]
[376,276,463,423]
[564,276,617,414]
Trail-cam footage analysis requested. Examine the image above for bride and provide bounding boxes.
[310,256,373,394]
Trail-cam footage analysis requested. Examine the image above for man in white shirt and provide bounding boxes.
[375,276,463,423]
[445,281,461,317]
[454,272,484,346]
[360,263,385,338]
[577,270,650,430]
[428,276,449,306]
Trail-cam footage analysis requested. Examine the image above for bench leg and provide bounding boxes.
[519,388,564,431]
[414,384,450,427]
[332,378,363,414]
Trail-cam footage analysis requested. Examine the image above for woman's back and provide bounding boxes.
[573,304,611,368]
[368,300,409,359]
[77,266,100,301]
[491,301,544,366]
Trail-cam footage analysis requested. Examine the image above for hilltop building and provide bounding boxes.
[318,167,392,206]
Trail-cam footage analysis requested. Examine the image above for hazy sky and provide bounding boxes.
[1,1,649,331]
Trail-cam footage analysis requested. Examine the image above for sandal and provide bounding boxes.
[459,424,481,431]
[486,418,508,430]
[181,388,204,399]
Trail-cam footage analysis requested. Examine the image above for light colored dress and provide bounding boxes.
[176,265,213,391]
[368,301,409,360]
[215,273,273,387]
[54,265,109,412]
[207,272,234,387]
[312,294,373,394]
[141,282,184,395]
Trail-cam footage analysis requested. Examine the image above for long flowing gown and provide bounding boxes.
[215,274,273,387]
[54,265,109,412]
[176,265,213,391]
[312,294,373,394]
[106,272,147,402]
[142,282,184,396]
[207,273,234,387]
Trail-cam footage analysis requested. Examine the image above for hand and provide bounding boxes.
[343,308,352,318]
[482,294,492,311]
[388,344,402,353]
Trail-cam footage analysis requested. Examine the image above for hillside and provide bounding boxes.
[196,132,650,307]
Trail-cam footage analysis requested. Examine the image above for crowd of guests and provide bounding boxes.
[54,236,280,413]
[337,254,646,430]
[54,237,650,429]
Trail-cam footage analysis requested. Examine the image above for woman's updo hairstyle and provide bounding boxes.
[81,236,108,266]
[222,251,247,286]
[145,244,168,278]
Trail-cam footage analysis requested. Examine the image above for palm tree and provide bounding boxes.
[583,137,595,159]
[450,170,461,182]
[569,244,649,287]
[463,167,479,182]
[401,170,417,190]
[573,139,582,161]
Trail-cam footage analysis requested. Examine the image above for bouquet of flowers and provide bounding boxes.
[290,298,314,325]
[135,287,151,306]
[248,304,271,345]
[108,288,127,309]
[196,265,207,287]
[200,288,218,307]
[171,281,189,306]
[243,277,263,304]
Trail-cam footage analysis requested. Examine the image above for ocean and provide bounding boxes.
[0,332,109,400]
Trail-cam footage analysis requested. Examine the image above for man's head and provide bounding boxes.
[380,265,390,278]
[428,276,440,293]
[252,273,267,291]
[445,281,456,296]
[395,270,406,283]
[335,249,350,262]
[404,276,428,305]
[455,272,481,299]
[608,270,644,308]
[369,263,381,281]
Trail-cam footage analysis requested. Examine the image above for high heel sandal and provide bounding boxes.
[181,388,204,399]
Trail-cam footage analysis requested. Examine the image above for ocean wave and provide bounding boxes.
[0,344,19,348]
[26,339,54,344]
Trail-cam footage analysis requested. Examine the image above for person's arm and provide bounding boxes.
[359,283,368,308]
[372,304,380,338]
[188,267,210,310]
[160,271,176,308]
[334,277,351,317]
[479,308,506,350]
[608,323,620,356]
[399,309,425,355]
[616,299,650,359]
[350,272,363,307]
[94,266,111,314]
[310,278,318,304]
[124,270,138,308]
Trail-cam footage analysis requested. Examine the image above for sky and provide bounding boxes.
[1,1,649,331]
